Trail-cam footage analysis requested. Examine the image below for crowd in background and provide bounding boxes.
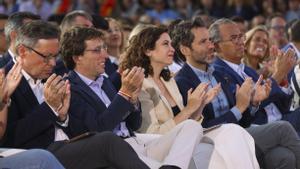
[1,0,300,169]
[0,0,300,27]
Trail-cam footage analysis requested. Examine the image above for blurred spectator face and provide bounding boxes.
[262,0,274,16]
[33,0,43,8]
[0,18,7,54]
[251,15,265,28]
[73,16,93,28]
[289,0,300,11]
[106,20,123,49]
[269,17,287,46]
[201,0,213,9]
[247,30,269,60]
[236,22,247,34]
[175,0,189,8]
[153,0,166,11]
[275,0,287,13]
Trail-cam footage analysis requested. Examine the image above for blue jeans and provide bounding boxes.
[0,149,65,169]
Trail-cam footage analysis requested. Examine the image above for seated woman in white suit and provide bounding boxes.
[120,26,260,169]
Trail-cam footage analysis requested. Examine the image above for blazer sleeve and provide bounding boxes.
[175,77,240,128]
[138,88,176,134]
[69,90,140,132]
[7,100,57,147]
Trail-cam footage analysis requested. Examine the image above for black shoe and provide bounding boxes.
[159,165,181,169]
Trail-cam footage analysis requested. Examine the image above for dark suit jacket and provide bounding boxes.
[175,63,254,128]
[0,52,12,68]
[3,61,85,149]
[213,57,293,124]
[105,59,118,76]
[67,70,142,134]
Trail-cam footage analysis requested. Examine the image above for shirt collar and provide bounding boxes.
[188,63,215,77]
[109,55,119,65]
[222,59,245,73]
[75,71,104,87]
[22,69,42,85]
[8,49,16,62]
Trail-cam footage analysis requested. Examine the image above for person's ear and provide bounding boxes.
[180,44,191,57]
[10,30,17,43]
[145,49,152,57]
[72,55,81,65]
[17,45,27,59]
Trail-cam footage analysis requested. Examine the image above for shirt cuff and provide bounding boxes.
[280,85,293,95]
[56,115,69,127]
[47,102,69,127]
[231,106,242,120]
[250,105,259,116]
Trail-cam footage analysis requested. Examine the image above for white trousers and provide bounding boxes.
[193,123,260,169]
[126,120,203,169]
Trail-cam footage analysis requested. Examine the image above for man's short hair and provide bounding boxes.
[209,18,236,43]
[60,27,104,70]
[15,20,60,55]
[60,10,92,34]
[4,12,40,45]
[266,13,285,29]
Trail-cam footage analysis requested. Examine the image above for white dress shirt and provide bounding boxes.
[21,70,69,141]
[222,59,282,122]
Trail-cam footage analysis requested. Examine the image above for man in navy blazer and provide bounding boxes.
[61,26,205,169]
[0,12,40,68]
[210,18,300,134]
[173,19,300,169]
[4,20,151,169]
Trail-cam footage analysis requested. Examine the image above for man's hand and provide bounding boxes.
[204,83,221,105]
[119,67,144,103]
[5,61,23,98]
[252,75,272,105]
[44,74,70,121]
[235,78,254,113]
[0,61,23,111]
[272,48,297,84]
[185,83,208,120]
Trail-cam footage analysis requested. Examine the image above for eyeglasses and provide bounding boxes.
[218,34,245,44]
[107,28,121,34]
[270,25,285,31]
[23,45,59,63]
[85,44,108,54]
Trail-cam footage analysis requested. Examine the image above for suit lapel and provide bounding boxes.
[214,57,244,85]
[244,66,259,81]
[147,77,174,113]
[68,71,108,110]
[161,78,184,110]
[101,77,116,100]
[213,71,236,107]
[18,77,40,107]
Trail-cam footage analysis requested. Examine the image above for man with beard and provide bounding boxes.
[174,19,300,169]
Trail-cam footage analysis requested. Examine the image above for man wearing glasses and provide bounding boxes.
[61,26,205,169]
[210,18,300,169]
[174,18,300,169]
[3,20,152,169]
[0,12,40,68]
[267,14,288,49]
